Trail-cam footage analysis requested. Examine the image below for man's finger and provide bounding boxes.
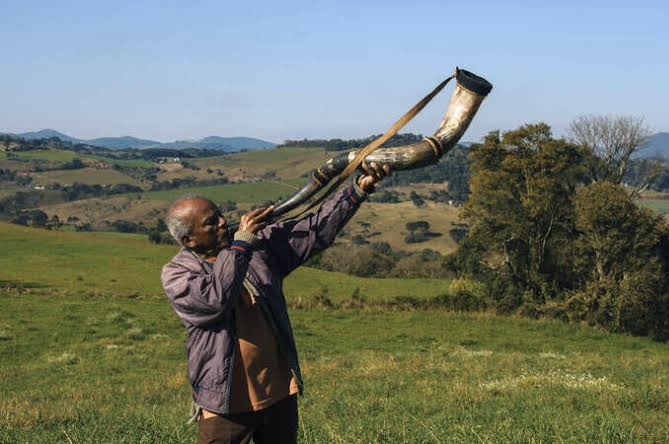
[254,206,274,221]
[247,206,270,218]
[260,205,274,216]
[370,162,383,181]
[361,160,372,175]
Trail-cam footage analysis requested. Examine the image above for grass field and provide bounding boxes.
[347,200,461,255]
[41,195,168,226]
[0,222,450,303]
[140,180,303,205]
[85,154,157,169]
[1,222,669,442]
[152,147,329,183]
[190,147,331,180]
[5,149,81,162]
[2,293,668,443]
[30,167,142,187]
[639,198,669,215]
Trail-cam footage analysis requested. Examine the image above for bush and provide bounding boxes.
[369,190,402,203]
[442,278,488,311]
[309,245,395,277]
[148,230,177,245]
[617,271,668,337]
[563,270,669,339]
[409,191,425,207]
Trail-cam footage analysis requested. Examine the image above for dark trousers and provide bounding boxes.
[198,395,298,444]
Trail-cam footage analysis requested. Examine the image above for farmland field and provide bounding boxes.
[140,180,304,204]
[346,200,461,254]
[5,149,81,162]
[1,222,669,442]
[30,167,143,187]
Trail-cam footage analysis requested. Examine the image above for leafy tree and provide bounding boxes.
[574,182,664,284]
[571,181,669,338]
[463,123,588,301]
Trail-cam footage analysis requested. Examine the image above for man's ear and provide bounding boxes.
[182,235,194,248]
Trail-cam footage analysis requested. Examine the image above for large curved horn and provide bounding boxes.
[228,69,492,233]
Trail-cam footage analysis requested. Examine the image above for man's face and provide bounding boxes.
[182,198,230,256]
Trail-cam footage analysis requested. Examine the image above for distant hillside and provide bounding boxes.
[160,136,277,151]
[6,129,276,152]
[637,132,669,159]
[87,136,160,149]
[15,129,82,143]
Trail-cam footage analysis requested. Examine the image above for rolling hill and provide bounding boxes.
[636,132,669,158]
[4,129,277,151]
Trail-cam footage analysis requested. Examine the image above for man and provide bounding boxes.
[161,162,390,444]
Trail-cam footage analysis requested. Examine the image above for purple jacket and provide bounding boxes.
[161,184,366,414]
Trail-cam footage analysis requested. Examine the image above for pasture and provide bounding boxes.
[3,148,81,162]
[0,222,450,303]
[29,167,143,187]
[1,222,668,442]
[639,197,669,216]
[346,200,461,255]
[141,181,305,205]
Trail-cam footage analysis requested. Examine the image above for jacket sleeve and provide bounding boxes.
[160,241,252,328]
[260,182,366,277]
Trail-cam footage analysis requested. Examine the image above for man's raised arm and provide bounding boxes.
[261,162,390,277]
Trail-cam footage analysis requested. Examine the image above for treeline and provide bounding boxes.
[448,122,669,341]
[280,133,425,151]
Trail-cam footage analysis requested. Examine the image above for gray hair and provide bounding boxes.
[165,194,210,246]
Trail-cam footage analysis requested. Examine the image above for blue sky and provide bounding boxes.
[1,0,667,143]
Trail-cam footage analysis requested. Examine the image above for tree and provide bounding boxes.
[409,191,425,208]
[571,181,669,338]
[463,123,588,301]
[568,115,651,185]
[574,182,665,285]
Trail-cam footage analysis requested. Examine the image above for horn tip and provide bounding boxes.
[456,69,493,96]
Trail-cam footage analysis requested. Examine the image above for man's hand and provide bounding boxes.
[238,206,274,234]
[356,161,391,193]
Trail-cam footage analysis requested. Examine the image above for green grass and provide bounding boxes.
[85,154,156,168]
[1,222,668,442]
[639,198,669,215]
[140,180,303,204]
[1,149,156,169]
[30,167,142,186]
[190,147,330,180]
[8,149,81,162]
[0,222,449,302]
[1,294,668,442]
